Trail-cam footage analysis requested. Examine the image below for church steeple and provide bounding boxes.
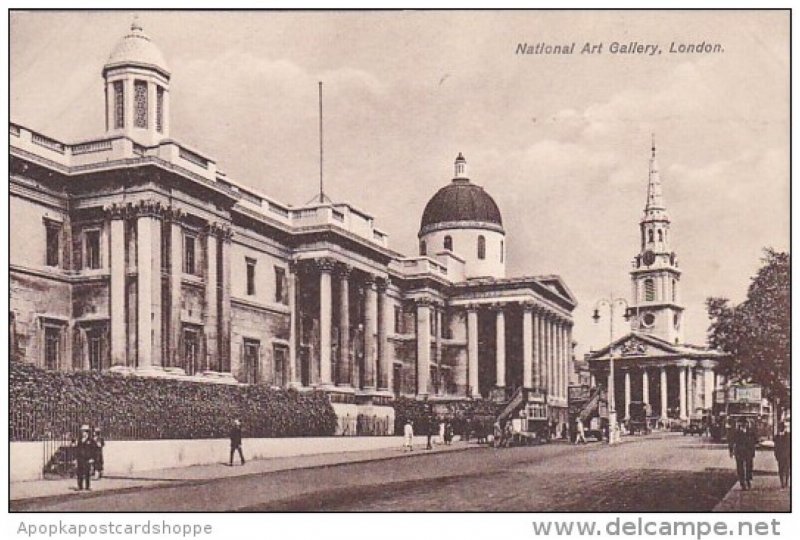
[630,139,684,344]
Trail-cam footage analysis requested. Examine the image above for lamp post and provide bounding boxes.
[593,295,629,445]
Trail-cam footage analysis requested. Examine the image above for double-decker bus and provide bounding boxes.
[711,383,772,442]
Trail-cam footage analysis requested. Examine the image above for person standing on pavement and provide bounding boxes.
[92,427,105,479]
[426,415,435,450]
[774,421,790,488]
[229,418,245,466]
[730,419,757,490]
[403,419,414,451]
[575,418,587,445]
[73,425,94,491]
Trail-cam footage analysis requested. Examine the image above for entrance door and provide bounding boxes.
[183,328,200,375]
[87,328,104,371]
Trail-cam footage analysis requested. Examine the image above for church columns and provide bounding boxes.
[467,306,479,397]
[336,264,351,387]
[167,210,183,369]
[495,306,506,389]
[679,365,688,420]
[642,368,650,406]
[660,366,668,420]
[624,370,631,420]
[287,263,299,387]
[522,303,533,389]
[135,202,162,369]
[204,223,219,372]
[434,305,443,395]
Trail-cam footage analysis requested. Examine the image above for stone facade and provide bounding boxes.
[9,22,576,421]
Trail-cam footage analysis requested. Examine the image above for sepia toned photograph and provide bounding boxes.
[7,8,790,516]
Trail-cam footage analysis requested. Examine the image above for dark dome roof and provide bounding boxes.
[420,180,503,231]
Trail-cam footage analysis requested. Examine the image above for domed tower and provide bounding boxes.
[102,18,171,146]
[419,154,506,279]
[629,138,684,344]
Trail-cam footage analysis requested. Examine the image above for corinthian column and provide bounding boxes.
[317,258,335,387]
[467,306,479,397]
[416,299,431,397]
[495,305,506,389]
[336,264,351,387]
[522,303,533,389]
[106,204,127,367]
[363,276,378,391]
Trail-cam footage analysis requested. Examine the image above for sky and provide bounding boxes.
[10,10,789,357]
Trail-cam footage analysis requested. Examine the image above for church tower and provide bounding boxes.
[628,138,684,344]
[102,18,171,146]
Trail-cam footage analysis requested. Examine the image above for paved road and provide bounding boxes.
[16,433,769,512]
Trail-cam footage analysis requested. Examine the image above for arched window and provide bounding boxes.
[648,229,654,243]
[477,235,486,260]
[500,240,504,263]
[672,279,677,302]
[644,279,655,302]
[444,235,453,251]
[658,229,663,242]
[419,240,427,256]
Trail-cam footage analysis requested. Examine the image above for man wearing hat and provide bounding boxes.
[229,419,245,466]
[73,425,94,491]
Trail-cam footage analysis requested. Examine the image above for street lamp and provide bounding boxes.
[593,295,629,445]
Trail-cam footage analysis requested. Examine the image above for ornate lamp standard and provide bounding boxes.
[593,295,629,445]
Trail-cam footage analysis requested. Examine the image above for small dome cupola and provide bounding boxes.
[454,152,468,181]
[102,17,171,145]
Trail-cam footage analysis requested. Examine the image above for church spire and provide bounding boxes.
[644,134,665,214]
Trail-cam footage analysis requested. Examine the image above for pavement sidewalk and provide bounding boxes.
[713,452,790,512]
[10,439,476,503]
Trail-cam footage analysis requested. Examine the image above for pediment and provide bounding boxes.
[590,333,681,359]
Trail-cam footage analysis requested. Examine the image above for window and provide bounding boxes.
[419,240,427,256]
[648,229,654,243]
[644,278,655,302]
[85,230,101,270]
[444,235,453,251]
[44,325,61,370]
[134,80,148,128]
[477,235,486,260]
[156,86,165,133]
[246,258,256,296]
[273,345,288,387]
[113,81,124,129]
[274,266,287,303]
[500,240,504,263]
[394,306,402,334]
[184,235,196,275]
[658,229,663,242]
[243,339,260,384]
[87,327,104,371]
[672,279,677,302]
[45,222,60,267]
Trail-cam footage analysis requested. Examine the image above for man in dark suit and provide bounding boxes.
[773,422,790,488]
[730,419,757,490]
[229,419,245,466]
[73,425,94,491]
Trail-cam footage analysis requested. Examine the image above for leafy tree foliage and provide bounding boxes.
[706,248,789,406]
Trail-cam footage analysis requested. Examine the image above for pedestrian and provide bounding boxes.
[463,416,471,442]
[426,415,435,450]
[93,427,105,479]
[445,421,454,445]
[575,418,587,445]
[774,422,790,488]
[403,419,414,451]
[561,422,568,440]
[730,419,757,490]
[73,425,94,491]
[493,421,503,448]
[229,418,245,466]
[503,421,514,448]
[438,419,446,445]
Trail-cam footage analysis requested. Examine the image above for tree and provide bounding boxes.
[706,248,789,411]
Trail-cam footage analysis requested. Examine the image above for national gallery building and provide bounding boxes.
[9,22,576,422]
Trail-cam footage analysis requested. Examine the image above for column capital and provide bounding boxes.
[334,262,352,279]
[362,273,378,289]
[134,199,167,219]
[487,302,506,313]
[164,206,186,223]
[415,297,435,309]
[314,257,337,273]
[376,276,390,292]
[103,202,128,220]
[464,302,480,313]
[204,220,224,237]
[521,301,536,312]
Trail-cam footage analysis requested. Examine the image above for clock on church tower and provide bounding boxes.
[629,140,684,345]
